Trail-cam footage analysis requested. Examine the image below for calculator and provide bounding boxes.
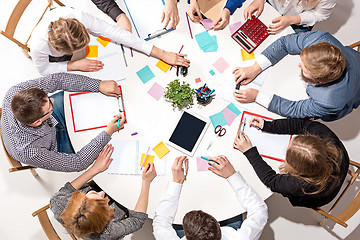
[231,15,269,54]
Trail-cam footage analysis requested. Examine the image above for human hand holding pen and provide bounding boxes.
[233,132,253,153]
[99,80,120,97]
[172,156,189,184]
[249,117,264,130]
[105,114,125,136]
[208,155,236,179]
[233,62,262,85]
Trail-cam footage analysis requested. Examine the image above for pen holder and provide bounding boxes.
[196,87,213,106]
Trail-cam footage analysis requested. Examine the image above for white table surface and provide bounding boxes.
[65,1,307,223]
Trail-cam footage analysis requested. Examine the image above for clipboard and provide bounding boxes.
[69,86,127,133]
[238,111,292,162]
[122,0,175,40]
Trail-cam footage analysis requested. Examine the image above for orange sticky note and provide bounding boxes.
[96,35,111,47]
[241,49,255,61]
[85,45,98,58]
[195,78,201,83]
[152,141,170,159]
[140,154,155,166]
[156,60,171,73]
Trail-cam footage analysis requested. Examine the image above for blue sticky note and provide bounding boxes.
[136,65,155,84]
[203,36,218,52]
[209,70,215,76]
[195,31,218,53]
[226,103,241,116]
[209,112,227,128]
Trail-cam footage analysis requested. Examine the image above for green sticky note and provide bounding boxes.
[226,103,241,116]
[136,65,155,84]
[209,112,227,128]
[209,69,215,76]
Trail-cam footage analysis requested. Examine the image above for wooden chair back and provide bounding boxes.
[313,160,360,228]
[349,41,360,52]
[0,108,37,175]
[32,204,77,240]
[0,0,64,57]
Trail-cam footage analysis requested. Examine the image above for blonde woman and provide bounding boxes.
[233,118,349,208]
[50,144,157,239]
[30,7,189,75]
[244,0,336,33]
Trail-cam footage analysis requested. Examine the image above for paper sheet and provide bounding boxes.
[96,35,111,47]
[147,82,165,101]
[140,154,155,166]
[213,57,230,73]
[196,157,210,171]
[85,45,98,57]
[156,60,171,73]
[229,21,242,35]
[195,78,201,83]
[200,18,214,30]
[137,65,155,84]
[222,107,238,126]
[209,112,227,128]
[241,49,255,61]
[195,31,218,52]
[152,141,170,159]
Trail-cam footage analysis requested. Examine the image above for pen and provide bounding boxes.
[117,118,120,128]
[170,45,184,71]
[235,79,246,90]
[206,89,215,96]
[201,156,219,165]
[141,147,150,170]
[120,44,128,67]
[238,118,247,136]
[195,89,203,95]
[186,12,193,39]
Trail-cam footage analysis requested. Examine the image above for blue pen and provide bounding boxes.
[206,89,215,96]
[202,83,207,90]
[120,44,128,67]
[117,118,120,128]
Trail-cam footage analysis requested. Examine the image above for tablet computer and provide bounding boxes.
[167,110,210,156]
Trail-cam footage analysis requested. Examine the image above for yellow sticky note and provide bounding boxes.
[85,45,98,58]
[96,35,111,47]
[140,154,155,167]
[156,60,171,73]
[152,141,170,159]
[241,49,255,61]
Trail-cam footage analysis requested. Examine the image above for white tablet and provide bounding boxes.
[167,110,210,156]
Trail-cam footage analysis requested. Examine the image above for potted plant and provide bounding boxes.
[164,79,195,110]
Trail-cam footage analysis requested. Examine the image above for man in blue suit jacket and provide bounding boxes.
[233,31,360,122]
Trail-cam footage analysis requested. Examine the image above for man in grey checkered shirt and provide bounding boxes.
[1,72,125,172]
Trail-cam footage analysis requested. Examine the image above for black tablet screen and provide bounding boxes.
[169,112,207,152]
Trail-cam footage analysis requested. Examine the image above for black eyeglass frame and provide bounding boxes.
[38,96,54,119]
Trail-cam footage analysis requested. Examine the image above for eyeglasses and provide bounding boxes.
[39,97,54,119]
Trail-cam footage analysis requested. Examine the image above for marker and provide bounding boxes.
[170,45,184,71]
[195,89,203,95]
[130,48,133,57]
[120,44,128,67]
[186,12,193,39]
[206,89,215,96]
[131,132,138,136]
[201,156,219,165]
[141,147,150,170]
[117,118,120,128]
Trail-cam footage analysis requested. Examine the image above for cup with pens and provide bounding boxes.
[195,83,214,106]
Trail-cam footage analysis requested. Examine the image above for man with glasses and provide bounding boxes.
[1,72,124,172]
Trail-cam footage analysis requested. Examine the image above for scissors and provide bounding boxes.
[207,125,226,150]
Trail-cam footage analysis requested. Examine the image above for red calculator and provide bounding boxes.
[231,15,269,54]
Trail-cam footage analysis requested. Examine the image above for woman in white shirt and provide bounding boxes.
[30,7,190,75]
[243,0,336,33]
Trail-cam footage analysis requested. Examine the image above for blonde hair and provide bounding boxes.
[48,18,90,54]
[279,0,319,8]
[300,42,346,84]
[280,134,341,195]
[60,191,114,238]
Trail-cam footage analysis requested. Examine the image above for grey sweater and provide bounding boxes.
[50,182,148,240]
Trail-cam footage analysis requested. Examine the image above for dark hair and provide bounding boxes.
[11,88,48,125]
[183,210,221,240]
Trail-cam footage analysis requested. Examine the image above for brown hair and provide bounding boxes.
[300,42,346,84]
[11,88,48,125]
[60,191,114,238]
[48,18,90,54]
[280,134,341,195]
[183,210,221,240]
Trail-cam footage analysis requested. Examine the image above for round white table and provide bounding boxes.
[65,1,306,223]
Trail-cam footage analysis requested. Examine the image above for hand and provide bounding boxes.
[233,62,262,85]
[268,15,300,34]
[208,155,236,179]
[243,0,265,19]
[233,132,253,152]
[187,0,203,23]
[234,88,259,103]
[67,58,104,72]
[116,13,132,32]
[172,156,189,184]
[99,80,120,97]
[142,163,157,184]
[105,114,125,136]
[161,0,179,29]
[163,52,190,67]
[249,117,264,130]
[90,144,114,174]
[213,9,230,30]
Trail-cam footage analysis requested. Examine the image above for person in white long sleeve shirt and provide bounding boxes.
[153,155,268,240]
[30,7,190,75]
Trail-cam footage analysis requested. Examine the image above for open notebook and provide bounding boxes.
[106,139,166,175]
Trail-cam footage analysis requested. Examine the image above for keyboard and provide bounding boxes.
[231,15,269,54]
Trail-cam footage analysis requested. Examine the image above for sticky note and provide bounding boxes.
[226,103,241,115]
[209,69,215,76]
[195,31,218,52]
[195,78,201,83]
[152,141,170,159]
[136,66,155,84]
[85,45,98,58]
[213,57,230,73]
[156,60,171,73]
[96,35,111,47]
[140,154,155,166]
[200,18,214,30]
[209,112,227,128]
[229,21,242,35]
[147,82,165,101]
[196,157,210,171]
[241,49,255,61]
[222,107,238,126]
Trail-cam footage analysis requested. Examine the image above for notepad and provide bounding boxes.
[106,139,166,175]
[152,141,170,159]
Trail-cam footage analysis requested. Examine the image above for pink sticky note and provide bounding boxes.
[195,77,201,83]
[229,21,242,35]
[213,57,230,73]
[222,107,238,126]
[147,82,165,101]
[196,157,210,171]
[200,18,214,30]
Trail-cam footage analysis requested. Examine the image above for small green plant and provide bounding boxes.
[164,79,195,110]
